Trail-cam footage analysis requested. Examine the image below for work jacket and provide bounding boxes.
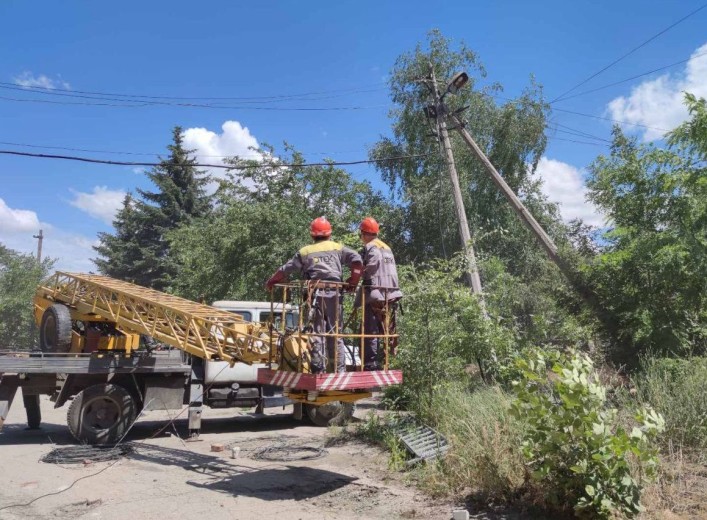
[360,238,403,303]
[279,240,362,283]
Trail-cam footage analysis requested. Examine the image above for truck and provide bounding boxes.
[0,272,402,444]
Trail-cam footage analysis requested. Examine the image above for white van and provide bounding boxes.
[205,301,299,385]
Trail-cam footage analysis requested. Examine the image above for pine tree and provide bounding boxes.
[94,127,211,290]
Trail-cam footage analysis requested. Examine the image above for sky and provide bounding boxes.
[1,1,706,271]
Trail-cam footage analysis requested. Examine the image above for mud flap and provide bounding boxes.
[0,376,19,429]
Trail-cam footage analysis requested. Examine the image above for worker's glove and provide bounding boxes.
[345,262,363,293]
[344,277,358,293]
[265,271,285,291]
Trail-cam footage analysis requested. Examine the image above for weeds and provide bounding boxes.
[629,357,707,452]
[419,384,525,500]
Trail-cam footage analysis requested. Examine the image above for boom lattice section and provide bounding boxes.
[36,272,273,363]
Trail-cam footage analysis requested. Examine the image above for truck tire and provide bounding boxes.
[305,401,354,427]
[67,383,136,445]
[23,394,42,429]
[39,303,72,353]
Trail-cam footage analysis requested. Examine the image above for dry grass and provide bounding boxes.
[640,443,707,520]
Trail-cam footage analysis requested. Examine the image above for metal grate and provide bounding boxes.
[396,424,449,466]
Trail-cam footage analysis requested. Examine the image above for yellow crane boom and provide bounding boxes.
[34,272,275,364]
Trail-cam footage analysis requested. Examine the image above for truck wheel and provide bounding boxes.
[305,401,354,427]
[39,303,72,353]
[67,384,136,445]
[23,394,42,429]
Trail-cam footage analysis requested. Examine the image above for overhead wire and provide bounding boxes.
[550,106,669,132]
[0,92,386,111]
[550,3,707,103]
[0,140,364,159]
[551,50,707,103]
[0,80,387,101]
[0,149,431,169]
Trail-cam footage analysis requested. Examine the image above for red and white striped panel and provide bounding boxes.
[256,369,403,391]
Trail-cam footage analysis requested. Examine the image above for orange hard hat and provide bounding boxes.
[310,216,332,238]
[360,217,380,234]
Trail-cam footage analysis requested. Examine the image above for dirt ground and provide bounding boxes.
[0,396,459,520]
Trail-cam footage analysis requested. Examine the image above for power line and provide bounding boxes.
[548,136,610,147]
[490,92,667,131]
[0,149,431,169]
[0,82,385,106]
[0,140,363,159]
[550,3,707,103]
[551,50,707,103]
[551,106,669,132]
[1,80,386,102]
[547,123,613,143]
[0,93,386,111]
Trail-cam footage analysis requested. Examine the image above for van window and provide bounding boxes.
[228,310,252,321]
[259,311,298,330]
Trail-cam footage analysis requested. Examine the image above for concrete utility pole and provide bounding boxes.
[447,114,583,284]
[429,68,485,300]
[33,229,43,263]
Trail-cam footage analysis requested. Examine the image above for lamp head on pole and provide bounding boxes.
[446,72,469,95]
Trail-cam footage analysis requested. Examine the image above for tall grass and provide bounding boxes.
[418,384,525,500]
[630,357,707,453]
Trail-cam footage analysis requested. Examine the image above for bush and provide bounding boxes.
[630,357,707,452]
[511,349,664,518]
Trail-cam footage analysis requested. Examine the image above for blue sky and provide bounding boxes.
[1,1,706,271]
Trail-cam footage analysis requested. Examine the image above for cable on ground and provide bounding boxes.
[41,444,134,464]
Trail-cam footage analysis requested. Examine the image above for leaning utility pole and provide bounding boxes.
[448,113,568,276]
[429,68,485,301]
[33,229,43,264]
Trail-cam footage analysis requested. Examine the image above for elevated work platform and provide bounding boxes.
[257,368,403,391]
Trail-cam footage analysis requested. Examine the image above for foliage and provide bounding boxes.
[511,349,664,518]
[0,244,53,349]
[169,147,395,302]
[94,127,212,291]
[627,356,707,451]
[392,256,515,413]
[418,384,525,500]
[369,30,566,277]
[585,95,707,361]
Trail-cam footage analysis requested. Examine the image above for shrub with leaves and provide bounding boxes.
[511,349,664,518]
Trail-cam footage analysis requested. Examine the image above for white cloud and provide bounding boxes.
[182,120,262,183]
[607,43,707,140]
[13,71,71,90]
[0,197,41,233]
[0,200,96,272]
[69,186,126,225]
[536,157,605,227]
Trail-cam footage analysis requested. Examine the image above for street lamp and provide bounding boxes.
[446,71,469,95]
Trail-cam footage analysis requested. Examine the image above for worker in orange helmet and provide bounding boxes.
[358,217,402,371]
[265,217,363,373]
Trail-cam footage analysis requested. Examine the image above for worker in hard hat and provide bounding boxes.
[358,217,403,371]
[265,217,363,373]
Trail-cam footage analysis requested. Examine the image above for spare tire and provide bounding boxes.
[39,303,72,353]
[67,383,136,445]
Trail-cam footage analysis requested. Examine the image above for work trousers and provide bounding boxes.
[363,301,398,370]
[310,292,346,374]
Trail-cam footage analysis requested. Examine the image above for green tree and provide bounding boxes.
[371,30,594,350]
[0,244,53,349]
[585,94,707,360]
[169,147,397,302]
[94,127,212,290]
[370,29,559,275]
